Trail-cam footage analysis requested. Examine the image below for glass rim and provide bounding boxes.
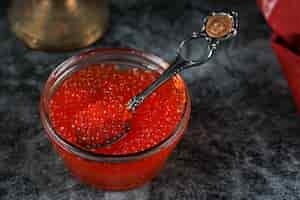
[40,48,191,163]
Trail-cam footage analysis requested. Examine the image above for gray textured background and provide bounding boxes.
[1,0,300,199]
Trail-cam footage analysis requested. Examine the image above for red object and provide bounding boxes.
[257,0,300,111]
[40,48,191,190]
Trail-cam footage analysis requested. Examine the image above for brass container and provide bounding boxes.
[8,0,109,51]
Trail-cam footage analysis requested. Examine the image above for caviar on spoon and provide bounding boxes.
[75,11,238,149]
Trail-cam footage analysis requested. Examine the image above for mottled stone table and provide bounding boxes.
[1,0,300,199]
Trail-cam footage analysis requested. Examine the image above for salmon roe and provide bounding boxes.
[49,64,186,155]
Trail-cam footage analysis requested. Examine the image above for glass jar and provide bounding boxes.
[40,48,191,190]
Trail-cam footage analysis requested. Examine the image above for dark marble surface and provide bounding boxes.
[1,0,300,199]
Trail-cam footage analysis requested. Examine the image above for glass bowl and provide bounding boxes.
[40,48,191,190]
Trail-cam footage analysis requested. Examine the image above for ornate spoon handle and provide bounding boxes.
[128,11,238,111]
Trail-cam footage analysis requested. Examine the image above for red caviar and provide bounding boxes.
[49,64,186,155]
[42,50,191,191]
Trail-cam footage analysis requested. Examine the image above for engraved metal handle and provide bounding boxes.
[128,11,238,111]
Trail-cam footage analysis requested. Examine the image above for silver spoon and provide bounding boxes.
[76,11,238,149]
